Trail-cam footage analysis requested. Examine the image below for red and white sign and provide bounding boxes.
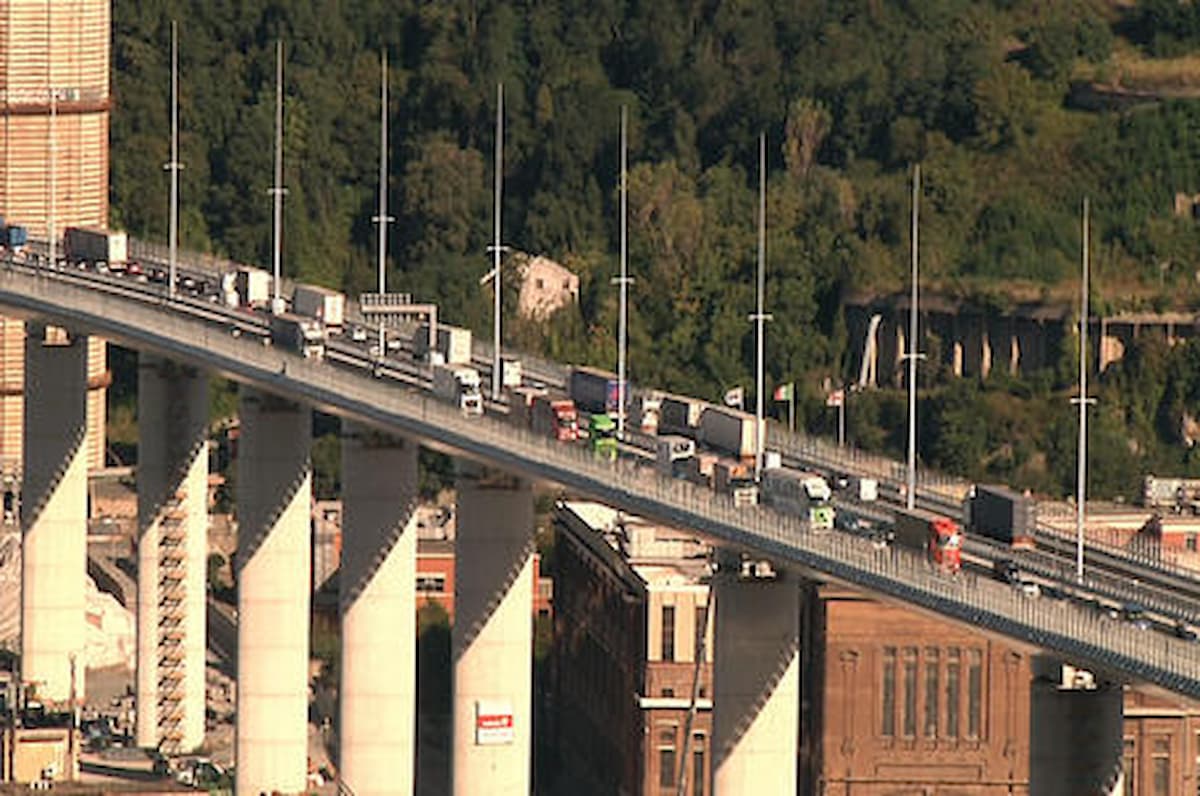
[825,388,844,408]
[475,699,515,745]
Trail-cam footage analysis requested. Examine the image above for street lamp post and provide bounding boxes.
[165,20,183,298]
[490,83,504,400]
[749,134,773,481]
[612,106,634,438]
[372,50,394,357]
[268,40,287,314]
[903,163,926,511]
[1074,197,1097,583]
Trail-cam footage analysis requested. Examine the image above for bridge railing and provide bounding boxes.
[5,262,1200,697]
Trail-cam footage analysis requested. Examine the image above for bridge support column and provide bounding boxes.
[712,563,800,795]
[235,389,311,796]
[1029,657,1124,796]
[339,425,419,795]
[136,356,209,753]
[21,323,88,706]
[452,464,533,796]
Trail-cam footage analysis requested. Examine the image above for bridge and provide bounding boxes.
[3,249,1197,795]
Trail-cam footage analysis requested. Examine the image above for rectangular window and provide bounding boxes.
[967,648,983,740]
[902,647,918,738]
[1125,738,1137,796]
[415,574,445,593]
[693,742,705,796]
[946,648,960,739]
[659,747,676,789]
[881,647,896,737]
[661,606,676,662]
[695,605,708,663]
[924,648,940,739]
[1152,737,1170,796]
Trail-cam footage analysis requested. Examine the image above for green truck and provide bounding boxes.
[588,413,618,461]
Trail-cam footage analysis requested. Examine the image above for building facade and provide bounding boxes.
[0,0,110,472]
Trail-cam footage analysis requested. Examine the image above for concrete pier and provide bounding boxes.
[339,425,420,795]
[1029,658,1125,796]
[712,565,801,795]
[135,356,208,752]
[235,389,312,796]
[21,324,89,705]
[452,464,534,796]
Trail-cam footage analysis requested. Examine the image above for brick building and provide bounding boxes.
[553,501,1200,795]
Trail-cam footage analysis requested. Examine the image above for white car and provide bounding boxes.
[351,326,368,342]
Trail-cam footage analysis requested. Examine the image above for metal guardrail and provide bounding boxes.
[2,261,1200,698]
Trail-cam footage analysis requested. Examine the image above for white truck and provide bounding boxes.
[655,435,696,477]
[293,283,346,329]
[235,266,271,308]
[433,363,483,415]
[269,312,325,359]
[415,324,472,365]
[63,226,128,268]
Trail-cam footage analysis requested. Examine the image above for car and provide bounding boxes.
[1173,622,1198,642]
[1121,603,1151,631]
[1013,579,1040,598]
[993,559,1019,585]
[351,326,368,342]
[1040,584,1069,601]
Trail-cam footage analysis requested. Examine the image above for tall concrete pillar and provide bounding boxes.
[712,565,800,795]
[1029,658,1124,796]
[452,464,534,796]
[136,356,208,752]
[339,425,419,795]
[235,389,311,796]
[21,323,88,705]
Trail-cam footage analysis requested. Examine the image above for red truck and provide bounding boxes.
[893,507,963,573]
[507,388,578,442]
[532,395,578,442]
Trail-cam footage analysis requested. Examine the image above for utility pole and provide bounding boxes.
[488,83,505,400]
[750,134,772,481]
[165,20,182,298]
[269,40,287,314]
[904,164,925,511]
[372,50,394,357]
[613,106,633,438]
[1074,198,1096,583]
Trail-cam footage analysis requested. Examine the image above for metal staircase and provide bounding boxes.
[156,494,189,753]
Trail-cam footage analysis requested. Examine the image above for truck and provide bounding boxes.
[848,475,878,503]
[506,386,547,428]
[568,366,624,415]
[531,395,578,441]
[1141,475,1200,515]
[219,273,239,307]
[269,312,325,359]
[637,395,662,434]
[760,467,835,530]
[713,458,759,507]
[432,363,483,416]
[501,358,523,389]
[414,323,472,365]
[658,394,707,438]
[697,406,760,461]
[655,435,696,478]
[293,283,346,329]
[63,226,128,267]
[893,507,963,573]
[2,225,27,253]
[587,413,618,460]
[968,484,1037,549]
[235,266,272,309]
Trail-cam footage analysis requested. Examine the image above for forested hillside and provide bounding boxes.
[109,0,1200,498]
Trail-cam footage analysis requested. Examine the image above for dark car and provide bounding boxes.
[1173,622,1198,642]
[993,559,1019,584]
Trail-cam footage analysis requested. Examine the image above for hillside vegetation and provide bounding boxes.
[109,0,1200,499]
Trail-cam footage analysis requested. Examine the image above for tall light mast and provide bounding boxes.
[372,50,394,355]
[1074,198,1096,583]
[489,84,505,400]
[165,20,182,298]
[904,164,924,511]
[269,40,287,313]
[751,134,772,481]
[47,2,56,267]
[614,106,632,438]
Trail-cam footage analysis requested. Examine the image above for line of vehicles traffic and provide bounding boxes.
[5,225,1198,645]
